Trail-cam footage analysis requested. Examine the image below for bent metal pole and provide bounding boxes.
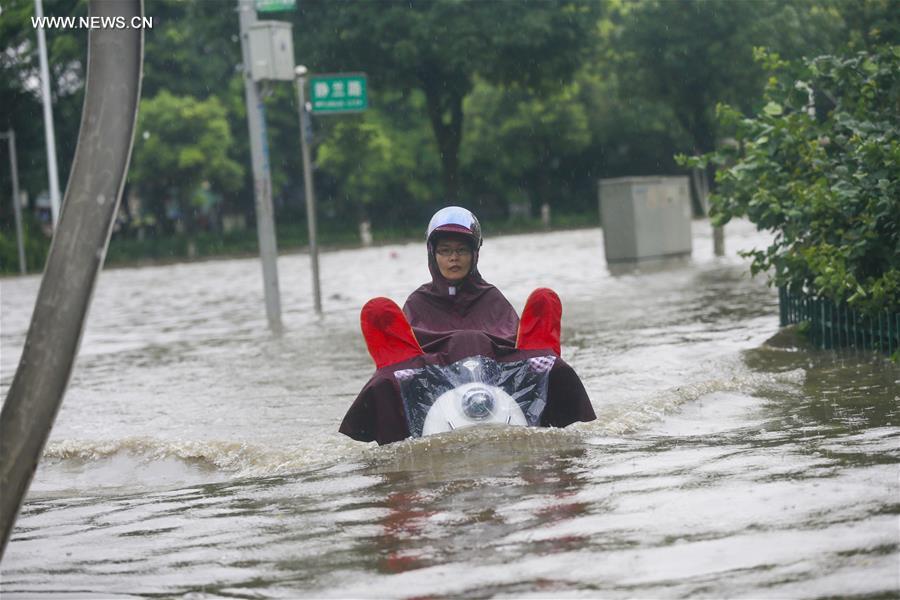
[0,0,143,559]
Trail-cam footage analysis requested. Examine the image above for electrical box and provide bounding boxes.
[248,21,295,82]
[598,176,692,263]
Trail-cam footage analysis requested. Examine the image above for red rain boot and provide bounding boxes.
[516,287,562,356]
[360,297,424,369]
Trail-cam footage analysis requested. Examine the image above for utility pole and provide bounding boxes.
[34,0,61,229]
[294,65,322,315]
[237,0,283,333]
[1,130,27,274]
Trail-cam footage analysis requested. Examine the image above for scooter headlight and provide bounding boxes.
[460,387,495,421]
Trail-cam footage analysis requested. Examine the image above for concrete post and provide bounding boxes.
[692,166,724,257]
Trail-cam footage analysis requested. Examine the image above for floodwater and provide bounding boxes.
[1,220,897,598]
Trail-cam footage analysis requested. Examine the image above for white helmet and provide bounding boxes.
[426,206,482,249]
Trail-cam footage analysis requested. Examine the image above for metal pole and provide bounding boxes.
[0,0,143,558]
[295,65,322,315]
[238,0,283,333]
[34,0,62,230]
[2,130,27,274]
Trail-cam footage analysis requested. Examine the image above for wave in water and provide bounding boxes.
[34,436,361,496]
[585,362,806,436]
[32,365,805,495]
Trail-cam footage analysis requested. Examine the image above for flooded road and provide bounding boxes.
[1,220,897,598]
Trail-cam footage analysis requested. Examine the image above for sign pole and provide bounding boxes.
[2,130,27,274]
[238,0,283,333]
[295,65,322,315]
[290,68,366,315]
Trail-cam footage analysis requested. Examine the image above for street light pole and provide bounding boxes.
[1,130,27,274]
[295,65,322,315]
[34,0,61,230]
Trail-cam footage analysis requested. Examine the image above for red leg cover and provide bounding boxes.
[361,297,424,369]
[516,287,562,356]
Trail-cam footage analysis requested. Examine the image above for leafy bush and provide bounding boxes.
[687,45,899,315]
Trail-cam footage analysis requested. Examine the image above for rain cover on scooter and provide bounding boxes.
[394,354,557,438]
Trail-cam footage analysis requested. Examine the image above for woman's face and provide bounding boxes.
[434,236,473,283]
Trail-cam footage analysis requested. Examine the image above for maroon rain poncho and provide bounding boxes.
[402,230,519,349]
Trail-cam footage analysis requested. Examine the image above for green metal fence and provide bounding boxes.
[779,287,900,354]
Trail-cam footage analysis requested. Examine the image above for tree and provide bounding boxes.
[614,0,859,154]
[141,0,263,220]
[292,0,600,203]
[315,90,442,228]
[141,0,242,101]
[463,79,591,216]
[129,92,243,234]
[0,0,86,230]
[700,46,899,314]
[614,1,763,155]
[835,0,900,52]
[612,0,857,212]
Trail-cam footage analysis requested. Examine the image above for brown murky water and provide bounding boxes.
[1,220,897,598]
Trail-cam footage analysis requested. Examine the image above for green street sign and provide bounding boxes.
[309,74,368,114]
[255,0,296,13]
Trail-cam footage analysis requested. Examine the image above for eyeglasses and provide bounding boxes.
[435,247,472,257]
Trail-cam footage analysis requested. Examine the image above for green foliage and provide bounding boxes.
[0,214,51,273]
[836,0,900,52]
[293,0,600,201]
[140,0,242,101]
[129,91,243,231]
[0,0,86,208]
[315,91,442,226]
[463,78,590,214]
[612,0,776,153]
[700,45,900,314]
[4,0,900,268]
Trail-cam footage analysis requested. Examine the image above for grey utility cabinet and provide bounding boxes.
[247,21,295,82]
[598,176,692,263]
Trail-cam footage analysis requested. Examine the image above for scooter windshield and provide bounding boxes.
[394,354,556,438]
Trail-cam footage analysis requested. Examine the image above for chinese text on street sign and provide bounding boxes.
[309,74,368,114]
